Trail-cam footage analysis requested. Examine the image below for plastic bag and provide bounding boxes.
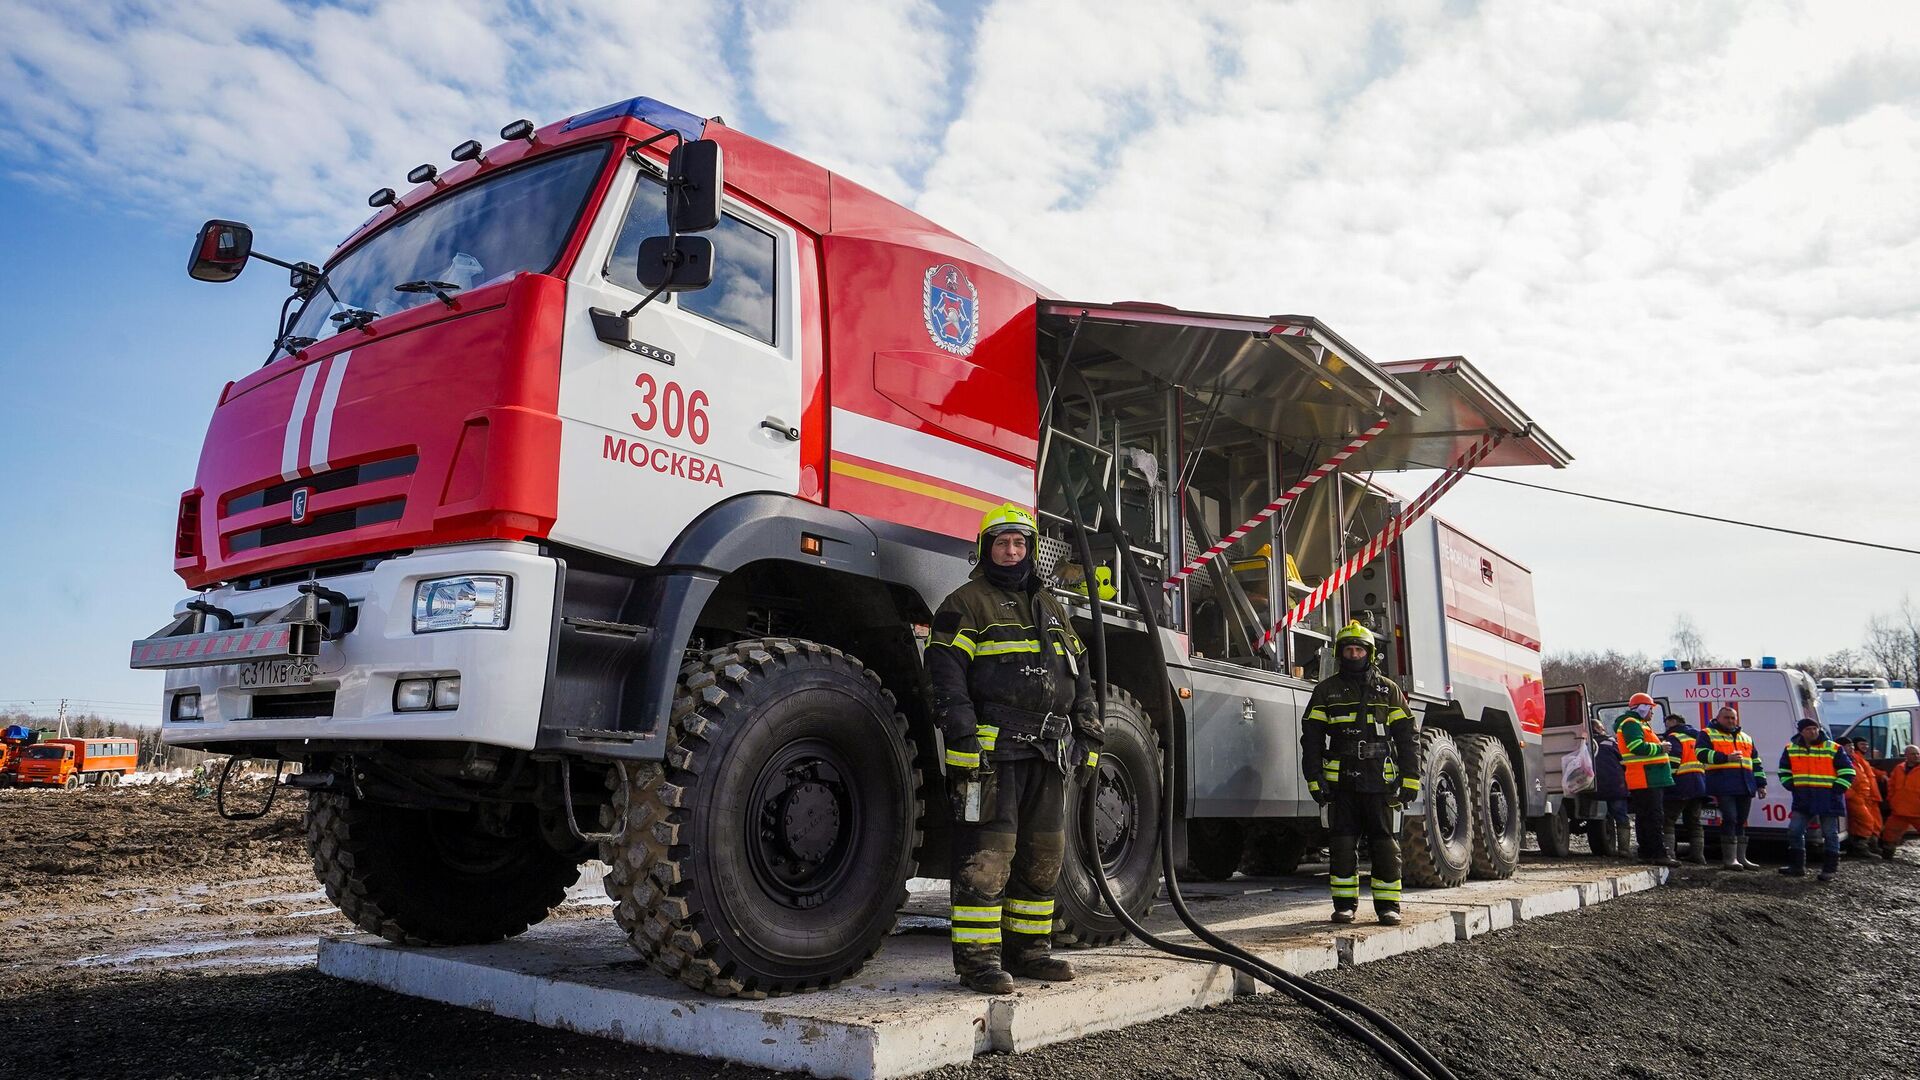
[1561,739,1597,796]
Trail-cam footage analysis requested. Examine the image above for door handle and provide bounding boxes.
[761,418,800,441]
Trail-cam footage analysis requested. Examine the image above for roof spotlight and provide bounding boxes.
[501,119,535,143]
[451,139,486,164]
[368,188,398,208]
[407,163,439,185]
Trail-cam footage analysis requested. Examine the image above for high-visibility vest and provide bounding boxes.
[1704,728,1757,773]
[1780,740,1851,791]
[1615,714,1671,790]
[1665,729,1704,777]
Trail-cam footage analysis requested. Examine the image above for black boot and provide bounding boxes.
[1778,848,1806,877]
[1818,849,1840,883]
[1006,946,1075,982]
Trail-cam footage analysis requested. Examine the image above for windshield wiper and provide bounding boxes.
[329,308,379,334]
[393,279,462,308]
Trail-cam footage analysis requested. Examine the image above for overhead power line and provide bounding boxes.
[1416,464,1920,557]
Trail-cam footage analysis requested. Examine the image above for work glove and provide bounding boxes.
[1309,784,1332,807]
[1391,779,1420,809]
[944,732,983,785]
[1072,737,1102,788]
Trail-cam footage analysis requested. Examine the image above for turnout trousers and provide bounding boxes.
[1327,791,1403,914]
[950,756,1067,975]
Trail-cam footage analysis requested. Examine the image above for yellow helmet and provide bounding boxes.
[978,502,1037,540]
[1334,621,1375,651]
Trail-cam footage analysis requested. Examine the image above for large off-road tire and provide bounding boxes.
[1242,822,1315,877]
[602,639,921,998]
[1403,729,1473,887]
[306,792,579,945]
[1460,734,1522,879]
[1056,686,1161,947]
[1182,819,1245,882]
[1533,797,1573,857]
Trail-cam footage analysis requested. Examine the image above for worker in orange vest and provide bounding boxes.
[1845,737,1884,857]
[1661,709,1710,864]
[1614,694,1677,867]
[1879,744,1920,859]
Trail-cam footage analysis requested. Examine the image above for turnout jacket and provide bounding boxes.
[1301,668,1419,797]
[925,569,1099,765]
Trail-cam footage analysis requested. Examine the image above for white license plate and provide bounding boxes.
[238,658,317,689]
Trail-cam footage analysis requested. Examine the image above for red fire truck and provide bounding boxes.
[133,96,1568,997]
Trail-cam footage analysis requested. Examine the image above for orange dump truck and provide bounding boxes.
[12,737,140,789]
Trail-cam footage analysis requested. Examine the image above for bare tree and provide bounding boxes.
[1544,649,1657,704]
[1669,614,1716,668]
[1863,598,1920,686]
[1786,648,1871,681]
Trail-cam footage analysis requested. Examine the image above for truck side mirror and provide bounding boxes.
[635,235,715,292]
[665,139,723,234]
[188,219,253,282]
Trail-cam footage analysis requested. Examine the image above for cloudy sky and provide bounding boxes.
[2,0,1916,723]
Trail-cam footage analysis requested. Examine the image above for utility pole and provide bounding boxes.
[56,698,69,739]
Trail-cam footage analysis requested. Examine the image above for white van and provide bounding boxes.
[1647,658,1826,839]
[1819,677,1919,771]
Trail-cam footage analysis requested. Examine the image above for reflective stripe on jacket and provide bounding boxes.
[1614,713,1673,790]
[1777,737,1854,817]
[1300,671,1419,796]
[1662,724,1708,801]
[925,573,1098,764]
[1702,726,1765,797]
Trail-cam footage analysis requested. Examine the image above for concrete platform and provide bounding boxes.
[318,860,1665,1079]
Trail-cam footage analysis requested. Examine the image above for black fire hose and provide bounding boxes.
[1060,493,1455,1080]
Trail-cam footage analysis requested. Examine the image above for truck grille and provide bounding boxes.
[250,691,336,720]
[225,455,418,514]
[228,499,405,553]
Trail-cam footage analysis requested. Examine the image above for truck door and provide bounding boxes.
[550,156,804,565]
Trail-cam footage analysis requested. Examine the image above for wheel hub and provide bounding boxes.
[1092,762,1137,870]
[1437,774,1463,840]
[779,780,842,863]
[748,740,860,909]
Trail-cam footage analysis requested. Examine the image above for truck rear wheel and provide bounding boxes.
[602,639,921,998]
[1533,797,1573,857]
[1403,730,1473,887]
[306,792,579,946]
[1584,812,1619,856]
[1182,819,1245,882]
[1460,734,1522,879]
[1056,686,1160,947]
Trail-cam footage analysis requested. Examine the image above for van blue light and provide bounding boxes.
[564,97,708,140]
[1661,658,1678,671]
[1761,656,1778,669]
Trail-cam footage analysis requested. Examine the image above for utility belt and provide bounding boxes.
[980,703,1072,743]
[1329,726,1391,760]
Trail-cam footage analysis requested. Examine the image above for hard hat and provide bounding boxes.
[979,502,1037,540]
[1334,621,1376,650]
[1628,693,1655,708]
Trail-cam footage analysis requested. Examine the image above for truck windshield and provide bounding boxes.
[24,746,66,759]
[281,143,611,356]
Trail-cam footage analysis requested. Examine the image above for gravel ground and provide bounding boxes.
[3,784,1917,1079]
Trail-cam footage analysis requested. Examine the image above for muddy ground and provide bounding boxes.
[3,783,1916,1079]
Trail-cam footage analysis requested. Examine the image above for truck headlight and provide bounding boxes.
[172,692,202,721]
[412,575,509,633]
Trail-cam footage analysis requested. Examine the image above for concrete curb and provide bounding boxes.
[318,862,1663,1079]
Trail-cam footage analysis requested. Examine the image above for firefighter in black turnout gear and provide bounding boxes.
[925,503,1103,994]
[1302,622,1420,924]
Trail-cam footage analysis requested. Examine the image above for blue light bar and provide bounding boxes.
[1661,658,1678,671]
[1894,680,1907,689]
[1761,656,1777,669]
[564,97,708,140]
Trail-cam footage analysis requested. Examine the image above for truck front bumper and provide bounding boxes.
[148,542,557,751]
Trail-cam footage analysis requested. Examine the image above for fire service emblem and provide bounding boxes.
[922,263,980,356]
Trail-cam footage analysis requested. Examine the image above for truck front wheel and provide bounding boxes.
[1055,686,1160,947]
[306,793,579,945]
[1402,730,1473,887]
[602,639,921,998]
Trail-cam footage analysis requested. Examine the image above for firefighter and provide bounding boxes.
[1701,704,1766,870]
[1614,694,1677,867]
[1845,737,1884,857]
[1301,622,1419,925]
[1776,718,1855,882]
[925,503,1103,994]
[1661,709,1710,864]
[1878,744,1920,858]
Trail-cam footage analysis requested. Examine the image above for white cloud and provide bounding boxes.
[3,0,1917,661]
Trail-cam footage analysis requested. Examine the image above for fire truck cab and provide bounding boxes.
[135,95,1568,997]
